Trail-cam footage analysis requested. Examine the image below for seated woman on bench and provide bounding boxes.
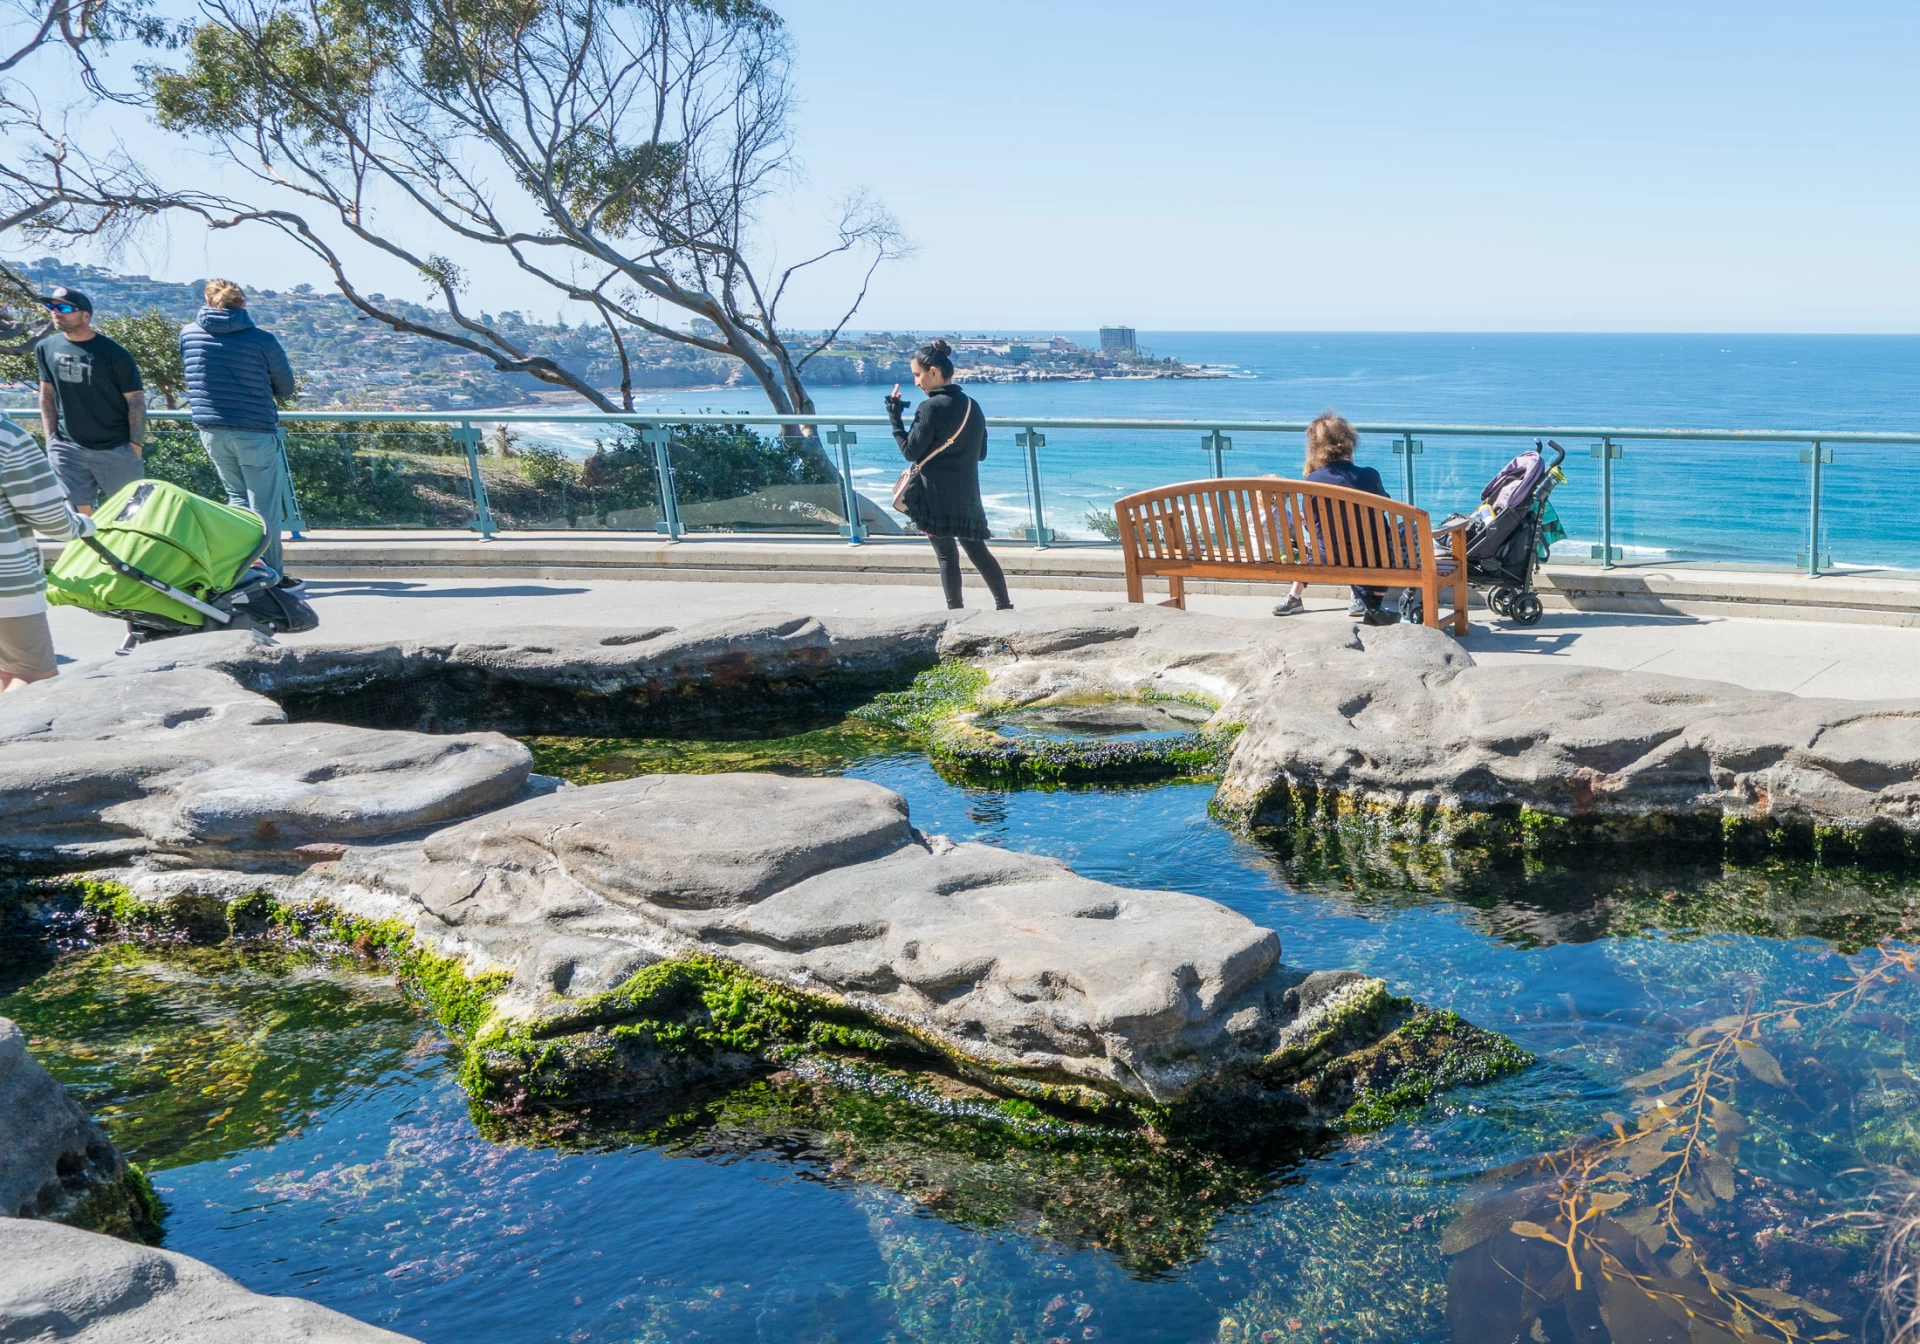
[1271,413,1398,625]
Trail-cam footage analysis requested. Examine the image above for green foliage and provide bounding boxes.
[544,130,686,236]
[282,429,439,525]
[1082,507,1120,540]
[139,425,225,498]
[517,442,576,489]
[97,309,187,409]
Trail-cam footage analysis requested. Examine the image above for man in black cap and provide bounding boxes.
[34,285,145,515]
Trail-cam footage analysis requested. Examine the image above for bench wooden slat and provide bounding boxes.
[1114,477,1468,635]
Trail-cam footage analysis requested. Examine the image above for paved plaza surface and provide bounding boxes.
[39,576,1920,701]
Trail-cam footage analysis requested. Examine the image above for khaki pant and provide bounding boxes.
[0,611,57,680]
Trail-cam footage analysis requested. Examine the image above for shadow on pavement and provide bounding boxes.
[300,581,592,600]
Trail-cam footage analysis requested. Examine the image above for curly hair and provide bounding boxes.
[1304,412,1357,473]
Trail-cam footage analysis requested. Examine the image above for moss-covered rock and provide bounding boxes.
[856,661,1241,786]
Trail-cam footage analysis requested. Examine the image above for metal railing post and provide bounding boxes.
[641,424,682,538]
[1016,427,1052,548]
[1799,441,1832,575]
[1392,433,1422,504]
[274,426,307,539]
[1203,430,1232,478]
[452,420,497,539]
[826,425,865,545]
[1590,437,1622,567]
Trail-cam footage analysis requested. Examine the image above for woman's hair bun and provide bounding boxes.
[912,337,955,377]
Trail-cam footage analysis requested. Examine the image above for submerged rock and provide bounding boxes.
[0,1017,158,1241]
[0,1217,417,1341]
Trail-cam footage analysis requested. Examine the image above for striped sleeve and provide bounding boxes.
[0,416,93,615]
[0,418,91,541]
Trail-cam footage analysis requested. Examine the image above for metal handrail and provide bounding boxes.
[7,406,1919,444]
[3,406,1892,574]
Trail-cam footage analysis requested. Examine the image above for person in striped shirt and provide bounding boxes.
[0,413,94,691]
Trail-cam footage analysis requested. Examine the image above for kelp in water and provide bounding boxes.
[1442,942,1920,1342]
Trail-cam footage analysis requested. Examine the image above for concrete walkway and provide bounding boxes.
[39,576,1920,701]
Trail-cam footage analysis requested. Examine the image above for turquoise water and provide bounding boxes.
[607,332,1920,568]
[9,745,1920,1342]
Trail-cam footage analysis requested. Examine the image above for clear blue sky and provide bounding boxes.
[53,1,1920,331]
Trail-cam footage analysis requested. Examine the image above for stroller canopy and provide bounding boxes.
[47,479,267,628]
[1481,450,1545,513]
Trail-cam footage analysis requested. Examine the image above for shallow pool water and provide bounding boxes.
[7,742,1920,1343]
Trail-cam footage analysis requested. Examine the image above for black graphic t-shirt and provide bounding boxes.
[36,332,143,450]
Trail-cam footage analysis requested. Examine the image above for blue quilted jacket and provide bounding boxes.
[179,306,296,432]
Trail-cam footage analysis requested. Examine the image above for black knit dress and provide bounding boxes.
[891,383,991,540]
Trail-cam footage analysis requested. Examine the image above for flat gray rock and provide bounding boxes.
[0,1218,416,1342]
[0,1019,155,1240]
[404,773,1289,1102]
[944,603,1920,844]
[0,656,531,869]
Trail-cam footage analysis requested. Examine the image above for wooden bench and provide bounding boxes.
[1114,477,1468,634]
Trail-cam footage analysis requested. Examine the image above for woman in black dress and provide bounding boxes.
[886,339,1012,610]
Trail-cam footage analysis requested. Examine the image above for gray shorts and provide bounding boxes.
[0,611,57,680]
[49,441,143,511]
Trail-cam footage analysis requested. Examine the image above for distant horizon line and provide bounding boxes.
[840,328,1920,338]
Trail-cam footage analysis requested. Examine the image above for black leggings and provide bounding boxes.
[927,535,1011,610]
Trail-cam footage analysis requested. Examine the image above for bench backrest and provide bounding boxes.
[1114,477,1434,577]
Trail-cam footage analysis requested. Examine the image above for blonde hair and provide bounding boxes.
[204,278,246,309]
[1304,412,1357,473]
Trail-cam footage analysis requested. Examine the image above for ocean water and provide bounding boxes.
[594,333,1920,567]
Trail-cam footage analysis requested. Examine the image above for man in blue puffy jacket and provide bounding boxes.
[179,278,299,584]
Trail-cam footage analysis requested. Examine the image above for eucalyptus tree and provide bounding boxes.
[149,0,904,451]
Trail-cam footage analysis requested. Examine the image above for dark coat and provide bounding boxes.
[179,306,296,432]
[891,383,990,540]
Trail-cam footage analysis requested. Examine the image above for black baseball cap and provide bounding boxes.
[42,285,91,312]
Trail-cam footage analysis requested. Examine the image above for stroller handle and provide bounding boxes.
[1539,439,1568,470]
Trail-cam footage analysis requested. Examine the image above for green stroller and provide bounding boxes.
[45,479,317,649]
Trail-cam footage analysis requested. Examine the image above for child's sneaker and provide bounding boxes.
[1272,594,1305,617]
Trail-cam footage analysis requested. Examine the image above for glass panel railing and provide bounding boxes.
[142,421,474,530]
[482,421,660,533]
[669,428,845,536]
[1821,444,1920,573]
[44,411,1920,579]
[1608,438,1805,567]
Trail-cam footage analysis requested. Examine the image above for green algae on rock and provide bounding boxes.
[483,1058,1291,1277]
[1253,823,1920,953]
[524,716,917,785]
[855,660,1240,787]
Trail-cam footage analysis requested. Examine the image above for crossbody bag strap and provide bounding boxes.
[905,396,974,484]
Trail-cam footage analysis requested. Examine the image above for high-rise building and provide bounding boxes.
[1099,326,1137,355]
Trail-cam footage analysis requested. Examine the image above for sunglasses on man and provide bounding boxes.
[44,302,76,314]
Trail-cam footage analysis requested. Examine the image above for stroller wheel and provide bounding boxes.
[1486,586,1513,617]
[1510,592,1544,626]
